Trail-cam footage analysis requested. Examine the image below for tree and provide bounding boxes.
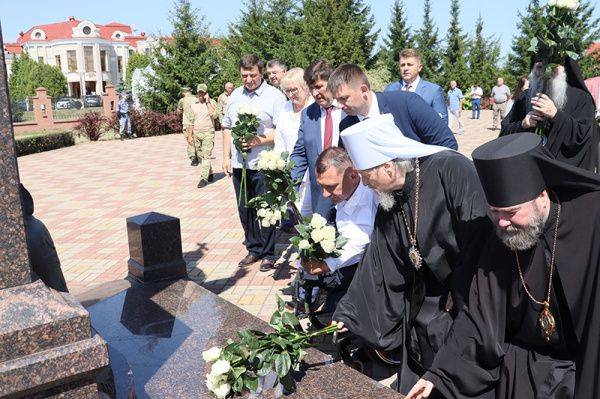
[579,47,600,79]
[124,52,151,90]
[298,0,378,68]
[468,15,501,95]
[382,0,412,80]
[414,0,442,84]
[507,0,600,78]
[8,53,67,101]
[142,0,217,112]
[441,0,470,89]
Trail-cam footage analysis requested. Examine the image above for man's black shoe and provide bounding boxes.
[208,173,214,182]
[280,285,294,296]
[197,179,208,188]
[260,258,275,272]
[190,158,199,166]
[238,253,260,267]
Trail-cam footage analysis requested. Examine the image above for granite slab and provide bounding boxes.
[88,279,403,398]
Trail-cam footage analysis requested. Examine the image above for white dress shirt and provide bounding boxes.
[324,181,378,272]
[357,94,381,121]
[401,76,421,92]
[318,102,345,148]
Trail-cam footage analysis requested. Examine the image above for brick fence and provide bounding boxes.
[13,84,119,134]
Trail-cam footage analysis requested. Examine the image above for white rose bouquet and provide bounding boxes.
[247,150,301,227]
[203,297,338,398]
[232,105,260,205]
[289,214,348,262]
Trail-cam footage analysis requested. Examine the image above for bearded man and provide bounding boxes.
[407,133,600,399]
[332,114,491,393]
[500,57,599,171]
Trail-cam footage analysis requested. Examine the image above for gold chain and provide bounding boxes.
[400,158,420,247]
[514,191,560,308]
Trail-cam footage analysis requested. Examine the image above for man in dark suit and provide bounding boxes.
[328,64,458,150]
[290,60,345,222]
[384,48,448,123]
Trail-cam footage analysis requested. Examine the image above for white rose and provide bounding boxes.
[268,159,277,170]
[211,359,231,376]
[213,382,232,399]
[310,214,327,230]
[547,0,558,6]
[238,104,248,115]
[310,228,324,243]
[322,225,336,241]
[202,346,222,363]
[298,239,311,250]
[568,0,579,9]
[320,239,336,253]
[273,211,282,221]
[206,372,226,391]
[261,218,271,228]
[257,208,268,218]
[276,159,286,170]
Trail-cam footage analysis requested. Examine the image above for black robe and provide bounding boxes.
[500,85,599,172]
[333,150,491,391]
[425,190,600,398]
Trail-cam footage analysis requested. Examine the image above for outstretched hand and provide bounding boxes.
[405,379,435,399]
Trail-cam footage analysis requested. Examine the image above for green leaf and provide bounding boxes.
[274,351,292,378]
[276,296,285,312]
[232,366,246,379]
[289,236,301,246]
[270,311,282,326]
[233,376,244,393]
[257,360,273,377]
[281,311,300,328]
[566,51,579,60]
[244,376,259,392]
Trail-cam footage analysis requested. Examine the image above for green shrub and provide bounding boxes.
[16,132,75,157]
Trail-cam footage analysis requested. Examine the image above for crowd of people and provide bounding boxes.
[177,45,600,398]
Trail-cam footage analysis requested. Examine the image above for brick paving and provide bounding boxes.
[17,109,498,321]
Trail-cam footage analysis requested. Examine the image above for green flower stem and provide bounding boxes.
[290,324,339,344]
[238,153,248,206]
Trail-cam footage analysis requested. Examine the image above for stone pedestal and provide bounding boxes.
[126,212,187,283]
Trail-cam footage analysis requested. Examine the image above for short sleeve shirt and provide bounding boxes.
[447,88,464,111]
[491,85,511,104]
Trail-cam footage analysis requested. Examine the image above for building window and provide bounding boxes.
[100,50,107,72]
[84,46,94,72]
[38,56,44,63]
[55,55,61,69]
[115,33,121,39]
[35,32,42,39]
[67,50,77,72]
[117,56,123,73]
[83,26,92,35]
[128,49,134,56]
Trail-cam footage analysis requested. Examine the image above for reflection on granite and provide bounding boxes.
[88,279,402,398]
[126,212,187,282]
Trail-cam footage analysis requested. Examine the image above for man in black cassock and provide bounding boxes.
[500,57,599,172]
[408,133,600,399]
[331,114,491,393]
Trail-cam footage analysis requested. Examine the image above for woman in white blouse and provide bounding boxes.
[274,68,313,216]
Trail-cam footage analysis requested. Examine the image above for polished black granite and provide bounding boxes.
[88,279,403,398]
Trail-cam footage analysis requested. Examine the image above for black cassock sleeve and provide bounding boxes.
[423,248,509,399]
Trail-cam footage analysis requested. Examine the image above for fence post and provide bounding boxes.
[103,84,118,117]
[32,87,54,128]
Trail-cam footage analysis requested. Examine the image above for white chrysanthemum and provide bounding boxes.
[322,225,336,241]
[310,214,327,230]
[213,382,232,399]
[320,239,336,253]
[310,228,324,243]
[298,239,311,250]
[211,359,231,376]
[202,346,222,363]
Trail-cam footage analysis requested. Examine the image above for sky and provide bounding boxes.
[1,0,598,62]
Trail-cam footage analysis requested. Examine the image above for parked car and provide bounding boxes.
[55,97,83,110]
[83,94,102,108]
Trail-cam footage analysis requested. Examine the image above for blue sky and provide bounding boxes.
[1,0,597,62]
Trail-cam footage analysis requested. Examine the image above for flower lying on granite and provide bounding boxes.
[202,297,338,398]
[203,346,222,362]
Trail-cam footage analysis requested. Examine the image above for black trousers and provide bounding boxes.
[232,168,276,260]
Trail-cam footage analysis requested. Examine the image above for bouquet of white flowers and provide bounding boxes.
[203,297,338,398]
[289,214,348,262]
[232,105,260,205]
[247,150,300,227]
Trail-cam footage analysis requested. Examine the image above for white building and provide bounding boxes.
[3,16,155,97]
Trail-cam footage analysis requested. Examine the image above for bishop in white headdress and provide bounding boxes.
[333,113,492,394]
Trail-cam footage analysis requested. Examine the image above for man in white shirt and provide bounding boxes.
[302,146,377,314]
[469,84,483,120]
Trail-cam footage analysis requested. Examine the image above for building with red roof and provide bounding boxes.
[3,16,155,97]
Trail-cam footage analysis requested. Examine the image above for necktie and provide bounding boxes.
[323,106,333,149]
[403,84,412,92]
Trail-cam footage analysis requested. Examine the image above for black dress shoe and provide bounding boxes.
[259,258,275,272]
[238,253,260,267]
[280,285,294,296]
[208,173,214,182]
[190,158,199,166]
[197,179,208,188]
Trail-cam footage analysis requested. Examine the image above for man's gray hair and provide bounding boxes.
[328,63,371,95]
[267,59,288,71]
[393,158,414,174]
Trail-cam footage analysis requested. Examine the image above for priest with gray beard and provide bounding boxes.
[332,114,491,394]
[500,57,599,172]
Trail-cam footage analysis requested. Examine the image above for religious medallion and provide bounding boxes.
[408,245,423,269]
[538,303,556,342]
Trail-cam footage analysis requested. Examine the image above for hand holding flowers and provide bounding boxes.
[231,105,260,205]
[290,214,348,263]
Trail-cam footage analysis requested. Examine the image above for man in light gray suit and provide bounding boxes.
[385,48,448,123]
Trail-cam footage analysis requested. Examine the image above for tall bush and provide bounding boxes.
[75,112,105,141]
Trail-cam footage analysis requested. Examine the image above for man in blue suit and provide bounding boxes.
[384,48,448,123]
[329,64,458,150]
[290,60,345,222]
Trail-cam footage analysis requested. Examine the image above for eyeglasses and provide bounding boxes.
[284,87,300,95]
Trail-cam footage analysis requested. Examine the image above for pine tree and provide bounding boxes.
[441,0,470,90]
[507,0,599,78]
[414,0,442,84]
[142,0,217,112]
[298,0,378,68]
[468,15,501,96]
[382,0,412,80]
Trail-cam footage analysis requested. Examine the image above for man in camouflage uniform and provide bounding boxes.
[185,83,218,188]
[217,82,234,127]
[178,86,199,165]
